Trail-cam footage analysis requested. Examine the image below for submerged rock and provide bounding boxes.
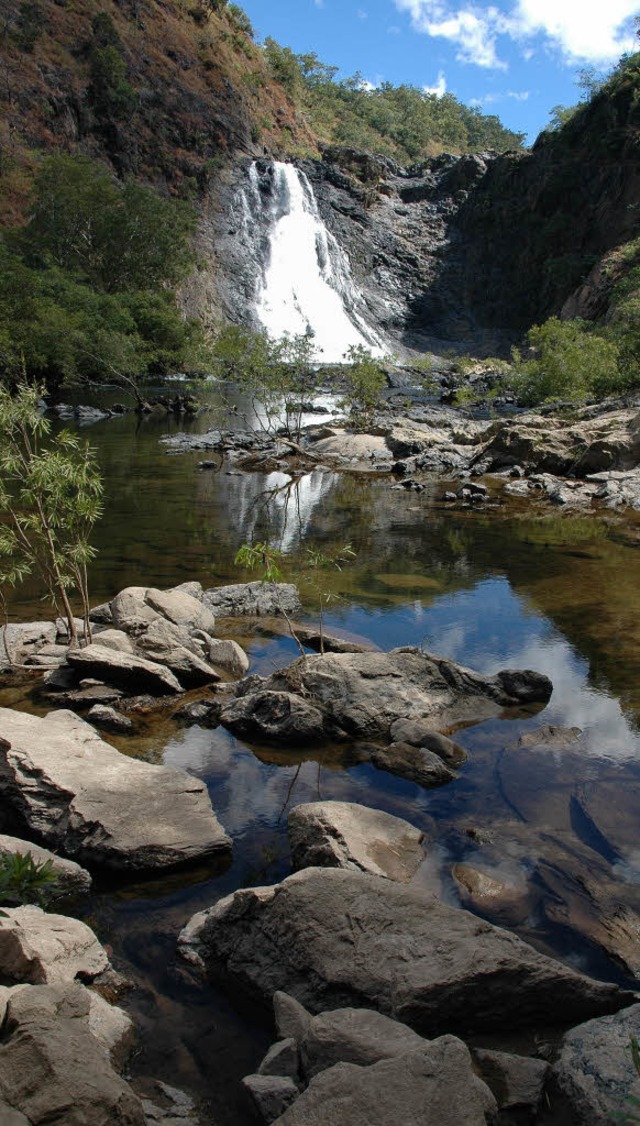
[221,648,552,744]
[288,801,424,882]
[370,742,456,788]
[179,867,631,1038]
[0,708,231,870]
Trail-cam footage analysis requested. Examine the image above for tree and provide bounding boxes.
[21,153,196,293]
[340,345,386,429]
[0,383,103,646]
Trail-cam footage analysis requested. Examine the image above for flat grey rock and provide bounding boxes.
[299,1004,431,1079]
[242,1074,298,1123]
[0,905,108,985]
[0,708,231,870]
[203,582,301,618]
[288,801,424,882]
[67,644,183,696]
[180,868,632,1038]
[473,1048,548,1118]
[135,619,220,688]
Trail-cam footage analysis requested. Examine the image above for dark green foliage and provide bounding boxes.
[510,318,626,405]
[20,153,195,292]
[13,2,43,53]
[228,4,253,38]
[87,12,136,120]
[262,42,525,159]
[0,852,60,913]
[0,154,205,391]
[0,383,103,643]
[339,345,387,428]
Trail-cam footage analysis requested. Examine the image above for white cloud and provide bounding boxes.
[395,1,509,67]
[394,0,639,67]
[511,0,638,62]
[313,0,324,8]
[357,7,368,18]
[471,88,530,105]
[424,69,448,95]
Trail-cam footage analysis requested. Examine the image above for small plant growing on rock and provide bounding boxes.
[0,852,60,916]
[616,1035,640,1124]
[234,541,305,656]
[304,543,356,654]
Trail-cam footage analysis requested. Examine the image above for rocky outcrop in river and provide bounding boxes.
[179,867,633,1037]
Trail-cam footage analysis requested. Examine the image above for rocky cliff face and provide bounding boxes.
[212,66,640,358]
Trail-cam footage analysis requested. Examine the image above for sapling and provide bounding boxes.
[0,382,103,646]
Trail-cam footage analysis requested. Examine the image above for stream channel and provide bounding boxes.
[4,381,640,1123]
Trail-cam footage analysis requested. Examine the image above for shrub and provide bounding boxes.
[510,317,624,405]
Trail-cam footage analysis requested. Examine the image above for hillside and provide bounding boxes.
[0,0,313,224]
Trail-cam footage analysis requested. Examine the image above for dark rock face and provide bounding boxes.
[179,867,633,1038]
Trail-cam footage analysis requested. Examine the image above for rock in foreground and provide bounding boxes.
[221,648,552,743]
[553,1004,640,1126]
[179,867,631,1038]
[0,982,145,1125]
[0,708,231,870]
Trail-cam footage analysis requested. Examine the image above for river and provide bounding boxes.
[3,384,640,1123]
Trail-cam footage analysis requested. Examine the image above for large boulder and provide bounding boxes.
[203,582,302,618]
[552,1004,640,1125]
[110,587,160,635]
[66,644,183,696]
[288,802,424,882]
[0,982,145,1124]
[179,868,632,1038]
[0,905,108,985]
[144,587,216,634]
[0,708,231,870]
[0,622,56,669]
[221,648,552,743]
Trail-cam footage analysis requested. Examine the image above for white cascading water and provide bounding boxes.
[242,162,383,363]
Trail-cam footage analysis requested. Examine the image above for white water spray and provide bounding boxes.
[243,162,383,363]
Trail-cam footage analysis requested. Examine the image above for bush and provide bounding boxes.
[510,317,624,405]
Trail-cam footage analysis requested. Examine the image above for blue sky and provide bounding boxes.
[238,0,639,143]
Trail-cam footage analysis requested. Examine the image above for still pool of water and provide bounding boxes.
[5,393,640,1123]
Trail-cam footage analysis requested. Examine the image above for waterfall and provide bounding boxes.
[240,162,383,363]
